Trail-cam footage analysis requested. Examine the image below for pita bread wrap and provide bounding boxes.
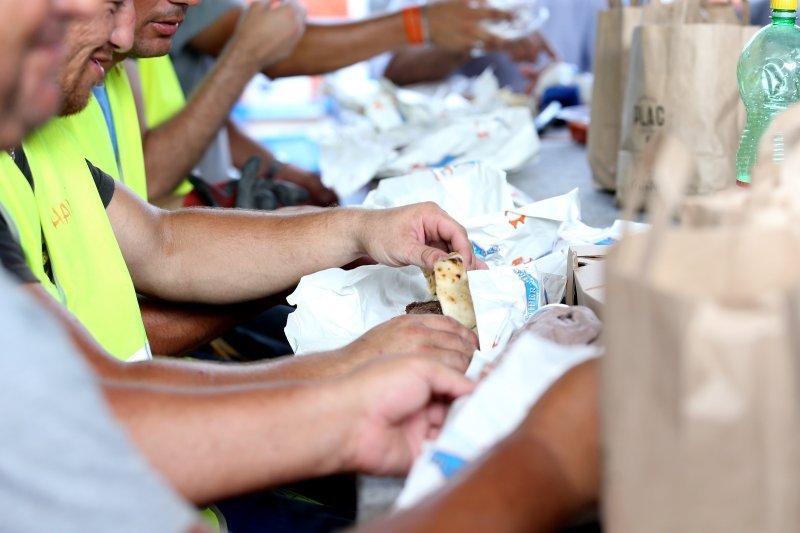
[421,253,477,330]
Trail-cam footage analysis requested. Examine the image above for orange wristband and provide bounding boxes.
[402,6,425,45]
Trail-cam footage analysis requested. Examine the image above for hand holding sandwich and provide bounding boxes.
[356,202,487,272]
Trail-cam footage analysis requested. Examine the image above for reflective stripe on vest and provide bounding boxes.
[22,120,150,361]
[137,55,193,195]
[62,64,149,201]
[0,154,63,303]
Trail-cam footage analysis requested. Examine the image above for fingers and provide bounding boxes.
[468,6,514,23]
[418,208,479,270]
[395,314,479,349]
[418,357,477,399]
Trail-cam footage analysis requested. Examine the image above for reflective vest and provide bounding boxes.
[137,55,193,195]
[0,154,63,303]
[62,64,149,200]
[0,120,150,362]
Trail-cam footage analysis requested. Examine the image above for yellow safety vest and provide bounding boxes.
[62,64,149,201]
[137,55,193,195]
[0,120,150,362]
[0,154,63,303]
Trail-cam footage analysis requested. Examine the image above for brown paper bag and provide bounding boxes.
[588,0,643,191]
[680,102,800,226]
[616,0,757,208]
[603,137,800,532]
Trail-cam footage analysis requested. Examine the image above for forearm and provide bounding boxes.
[383,47,470,86]
[136,207,365,304]
[141,45,260,200]
[226,119,274,174]
[266,18,407,78]
[103,378,352,504]
[139,294,288,357]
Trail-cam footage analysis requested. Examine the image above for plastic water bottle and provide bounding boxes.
[736,0,800,186]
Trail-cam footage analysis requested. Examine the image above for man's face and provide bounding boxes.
[130,0,199,58]
[0,0,94,146]
[60,0,129,116]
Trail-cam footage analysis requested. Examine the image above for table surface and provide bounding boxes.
[508,128,620,228]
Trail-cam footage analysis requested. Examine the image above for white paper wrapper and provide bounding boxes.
[285,266,428,355]
[482,0,549,40]
[469,265,544,353]
[362,162,515,225]
[379,108,539,178]
[320,73,539,197]
[395,333,601,509]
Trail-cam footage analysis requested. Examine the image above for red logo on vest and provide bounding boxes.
[50,200,72,229]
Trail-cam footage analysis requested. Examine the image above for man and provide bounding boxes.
[128,0,514,208]
[0,0,209,531]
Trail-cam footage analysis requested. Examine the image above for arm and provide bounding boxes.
[107,181,480,304]
[225,119,338,206]
[384,31,559,87]
[188,2,511,78]
[21,282,478,504]
[135,1,305,200]
[105,356,475,505]
[383,47,471,86]
[23,281,477,386]
[357,360,600,533]
[139,293,289,357]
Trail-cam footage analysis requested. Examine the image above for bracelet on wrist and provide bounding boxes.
[402,6,425,45]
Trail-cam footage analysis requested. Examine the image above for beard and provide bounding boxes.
[59,83,92,116]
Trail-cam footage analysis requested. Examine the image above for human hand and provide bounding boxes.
[273,163,338,207]
[230,0,306,70]
[336,356,476,476]
[336,314,479,373]
[426,0,512,52]
[357,202,486,272]
[517,359,601,507]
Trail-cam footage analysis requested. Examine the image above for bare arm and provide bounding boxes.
[135,1,305,200]
[103,376,349,504]
[138,293,289,357]
[23,280,476,387]
[357,360,600,533]
[105,356,476,505]
[106,180,479,305]
[188,2,511,79]
[383,47,471,86]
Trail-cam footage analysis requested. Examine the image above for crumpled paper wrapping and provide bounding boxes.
[482,0,550,40]
[362,162,515,225]
[395,332,600,509]
[320,72,539,198]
